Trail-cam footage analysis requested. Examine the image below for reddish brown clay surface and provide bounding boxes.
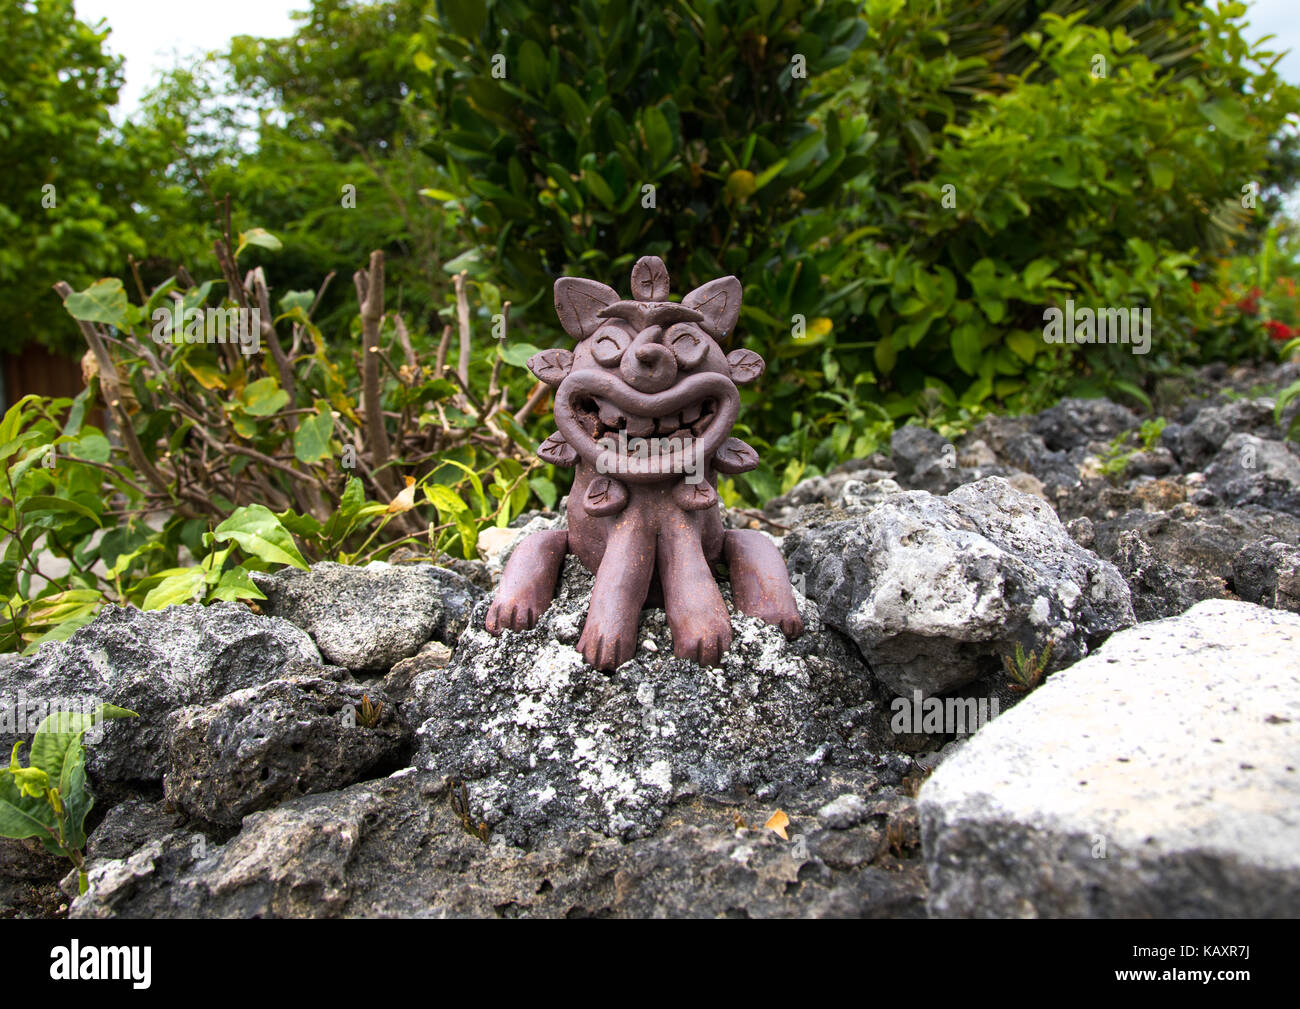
[486,256,803,669]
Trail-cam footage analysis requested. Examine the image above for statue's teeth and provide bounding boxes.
[679,401,702,424]
[625,415,654,437]
[597,400,625,429]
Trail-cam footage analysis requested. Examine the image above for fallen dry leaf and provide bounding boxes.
[387,475,417,513]
[765,810,790,840]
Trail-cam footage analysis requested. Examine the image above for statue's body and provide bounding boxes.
[486,256,803,670]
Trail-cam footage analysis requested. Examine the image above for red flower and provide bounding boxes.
[1191,281,1200,293]
[1266,319,1295,341]
[1238,286,1262,316]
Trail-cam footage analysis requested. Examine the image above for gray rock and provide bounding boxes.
[71,769,926,918]
[0,603,324,781]
[251,561,482,671]
[784,477,1134,697]
[1163,398,1281,471]
[1094,505,1300,620]
[381,640,453,702]
[817,793,870,830]
[86,797,182,860]
[1197,433,1300,515]
[407,558,882,844]
[164,677,409,826]
[1233,539,1300,613]
[1031,397,1138,453]
[761,459,896,525]
[920,599,1300,918]
[891,426,962,493]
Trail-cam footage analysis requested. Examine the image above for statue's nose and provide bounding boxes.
[620,325,676,393]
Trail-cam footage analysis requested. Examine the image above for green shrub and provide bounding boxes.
[0,230,551,652]
[0,704,138,895]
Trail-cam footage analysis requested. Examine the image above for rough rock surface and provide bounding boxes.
[70,768,926,918]
[0,603,325,781]
[1196,433,1300,514]
[407,557,883,844]
[1094,505,1300,620]
[1162,398,1281,471]
[251,561,482,671]
[920,599,1300,917]
[165,676,408,826]
[784,477,1135,696]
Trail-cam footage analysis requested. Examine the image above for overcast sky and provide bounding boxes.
[75,0,1300,118]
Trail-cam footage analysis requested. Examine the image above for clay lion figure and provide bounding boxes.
[485,256,803,669]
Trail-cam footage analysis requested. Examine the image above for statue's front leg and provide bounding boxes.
[659,514,732,666]
[486,529,569,633]
[577,520,655,670]
[723,529,804,638]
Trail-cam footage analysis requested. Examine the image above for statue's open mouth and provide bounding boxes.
[554,372,739,483]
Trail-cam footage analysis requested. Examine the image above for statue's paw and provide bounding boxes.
[485,596,539,634]
[747,600,804,639]
[577,621,636,671]
[671,617,732,668]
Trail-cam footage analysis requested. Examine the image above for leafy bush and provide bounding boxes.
[0,704,138,894]
[0,229,553,651]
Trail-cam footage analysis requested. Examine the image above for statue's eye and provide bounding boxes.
[591,327,629,367]
[665,324,707,369]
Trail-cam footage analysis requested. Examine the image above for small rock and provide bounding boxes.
[252,561,482,671]
[784,477,1134,696]
[164,677,409,826]
[817,794,870,830]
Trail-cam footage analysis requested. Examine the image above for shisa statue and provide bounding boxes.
[486,256,803,669]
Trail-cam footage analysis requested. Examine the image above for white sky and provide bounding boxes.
[73,0,1300,116]
[74,0,306,119]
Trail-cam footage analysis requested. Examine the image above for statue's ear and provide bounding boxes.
[682,276,742,339]
[554,278,620,339]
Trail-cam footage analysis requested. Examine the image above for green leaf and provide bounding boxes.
[62,278,135,330]
[293,400,334,464]
[583,167,616,208]
[642,105,672,166]
[552,83,588,126]
[19,495,102,527]
[529,476,558,511]
[0,769,57,843]
[440,0,487,38]
[210,566,267,603]
[951,323,983,375]
[240,378,290,417]
[235,227,283,258]
[142,568,206,610]
[1006,330,1039,364]
[424,484,469,516]
[517,39,548,92]
[212,504,309,569]
[1200,99,1252,141]
[1148,153,1175,191]
[498,342,542,367]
